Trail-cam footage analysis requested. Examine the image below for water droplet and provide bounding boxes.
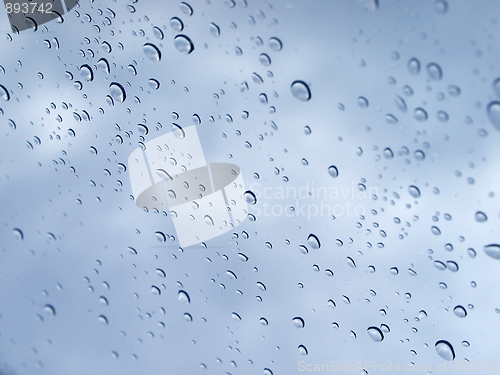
[292,317,305,328]
[174,35,194,54]
[209,23,220,36]
[446,261,459,272]
[367,326,384,342]
[259,317,268,325]
[434,260,446,270]
[453,305,467,318]
[291,80,311,102]
[431,226,441,235]
[13,228,23,240]
[328,165,339,178]
[156,169,173,181]
[259,53,271,66]
[232,312,242,320]
[170,17,184,32]
[97,58,110,74]
[178,290,190,304]
[408,185,421,198]
[80,64,94,82]
[109,82,126,102]
[180,2,193,15]
[98,315,108,325]
[475,211,487,222]
[269,37,282,51]
[394,95,407,112]
[390,267,399,275]
[486,102,500,131]
[43,304,56,316]
[357,96,369,108]
[151,285,161,295]
[0,84,10,101]
[307,234,321,249]
[204,215,214,226]
[156,268,166,277]
[244,190,257,205]
[426,63,443,81]
[435,340,455,361]
[171,123,185,139]
[298,345,308,355]
[414,107,428,121]
[407,58,421,75]
[484,244,500,260]
[143,43,161,61]
[434,0,449,14]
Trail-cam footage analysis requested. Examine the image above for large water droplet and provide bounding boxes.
[180,2,193,15]
[269,37,282,51]
[414,107,428,121]
[486,102,500,131]
[408,185,421,198]
[475,211,487,222]
[80,64,94,82]
[259,53,271,66]
[178,290,190,304]
[109,82,126,102]
[244,191,257,205]
[291,80,311,101]
[407,58,421,75]
[307,234,320,249]
[174,35,194,54]
[484,244,500,260]
[0,84,10,101]
[143,43,162,61]
[435,340,455,361]
[298,345,308,355]
[453,305,467,318]
[97,58,110,74]
[209,22,220,36]
[367,326,384,342]
[13,228,23,240]
[426,63,443,81]
[204,215,214,226]
[328,165,338,178]
[170,17,184,32]
[292,317,305,328]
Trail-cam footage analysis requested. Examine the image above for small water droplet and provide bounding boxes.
[298,344,308,355]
